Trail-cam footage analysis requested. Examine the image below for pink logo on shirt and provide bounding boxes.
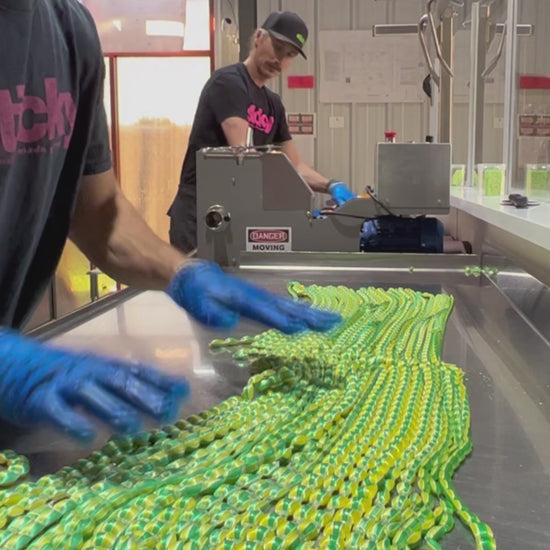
[247,104,274,134]
[0,78,77,155]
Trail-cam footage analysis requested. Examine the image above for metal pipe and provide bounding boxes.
[427,0,454,78]
[439,8,454,143]
[419,15,440,89]
[482,23,506,79]
[502,0,519,193]
[466,2,481,188]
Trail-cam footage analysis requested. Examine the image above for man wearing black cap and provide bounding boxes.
[168,11,356,254]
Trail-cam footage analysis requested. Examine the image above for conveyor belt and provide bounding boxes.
[1,254,549,549]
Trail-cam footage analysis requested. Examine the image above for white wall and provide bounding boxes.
[256,0,430,194]
[209,0,550,193]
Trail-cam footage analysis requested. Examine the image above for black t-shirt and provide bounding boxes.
[168,62,291,251]
[0,0,111,328]
[179,62,291,190]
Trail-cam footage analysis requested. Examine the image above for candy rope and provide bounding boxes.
[0,283,496,549]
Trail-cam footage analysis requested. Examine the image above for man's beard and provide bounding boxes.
[261,61,280,78]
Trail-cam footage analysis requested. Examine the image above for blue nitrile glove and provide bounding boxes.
[166,261,342,334]
[328,181,356,206]
[0,328,189,442]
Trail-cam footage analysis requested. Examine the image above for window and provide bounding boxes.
[116,57,211,236]
[48,1,213,327]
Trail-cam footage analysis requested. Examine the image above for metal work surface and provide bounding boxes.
[1,255,549,549]
[481,253,550,345]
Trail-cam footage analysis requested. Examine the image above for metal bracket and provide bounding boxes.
[372,24,418,36]
[427,0,455,78]
[482,23,506,78]
[481,23,533,79]
[419,0,455,90]
[495,23,533,35]
[419,15,440,89]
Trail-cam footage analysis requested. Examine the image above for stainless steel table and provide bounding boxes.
[2,254,549,549]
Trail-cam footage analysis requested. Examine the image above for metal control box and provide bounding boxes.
[376,143,451,215]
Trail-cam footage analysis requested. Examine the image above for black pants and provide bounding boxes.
[168,185,197,254]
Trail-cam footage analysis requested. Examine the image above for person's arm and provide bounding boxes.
[209,72,251,146]
[281,139,331,193]
[70,168,188,290]
[221,116,249,146]
[219,122,344,198]
[69,168,341,334]
[281,140,356,206]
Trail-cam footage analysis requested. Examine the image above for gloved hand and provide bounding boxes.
[328,181,356,206]
[166,261,341,334]
[0,328,189,441]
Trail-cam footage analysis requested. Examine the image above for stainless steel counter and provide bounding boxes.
[2,254,549,549]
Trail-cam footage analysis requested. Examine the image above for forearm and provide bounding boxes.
[70,172,189,290]
[280,140,331,193]
[85,194,186,289]
[294,161,332,193]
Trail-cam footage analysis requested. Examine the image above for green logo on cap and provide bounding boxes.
[296,33,305,45]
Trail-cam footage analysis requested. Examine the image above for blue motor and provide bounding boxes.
[360,216,443,253]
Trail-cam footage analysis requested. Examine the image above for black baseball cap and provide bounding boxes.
[261,11,308,59]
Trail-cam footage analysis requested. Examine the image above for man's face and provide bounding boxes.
[253,32,300,80]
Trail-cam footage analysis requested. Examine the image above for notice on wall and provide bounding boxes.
[319,31,426,103]
[287,113,316,136]
[286,113,316,166]
[518,114,550,137]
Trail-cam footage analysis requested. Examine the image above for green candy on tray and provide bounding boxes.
[0,283,496,550]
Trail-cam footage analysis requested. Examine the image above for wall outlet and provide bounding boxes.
[494,117,504,129]
[329,115,345,129]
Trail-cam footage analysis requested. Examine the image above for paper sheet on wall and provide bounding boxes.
[319,31,427,103]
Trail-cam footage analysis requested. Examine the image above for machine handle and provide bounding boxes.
[427,0,454,78]
[245,127,254,147]
[482,23,506,79]
[419,14,440,89]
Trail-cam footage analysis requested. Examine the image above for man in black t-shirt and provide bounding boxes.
[0,1,340,442]
[168,11,356,253]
